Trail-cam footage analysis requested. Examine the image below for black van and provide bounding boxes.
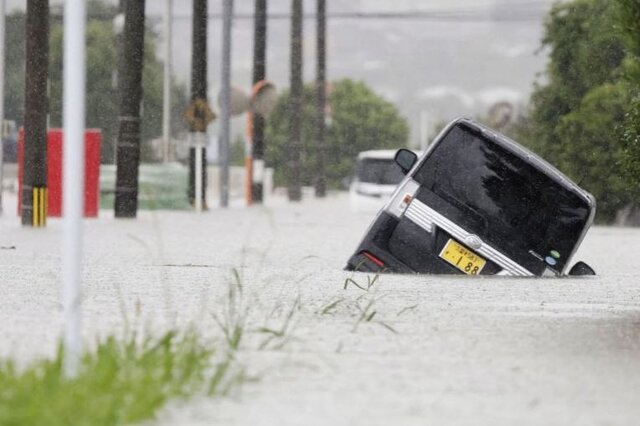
[345,118,596,277]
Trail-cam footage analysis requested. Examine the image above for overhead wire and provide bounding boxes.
[5,8,548,23]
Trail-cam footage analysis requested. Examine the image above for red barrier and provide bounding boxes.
[18,128,102,217]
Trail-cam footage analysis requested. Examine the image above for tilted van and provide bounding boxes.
[346,118,596,277]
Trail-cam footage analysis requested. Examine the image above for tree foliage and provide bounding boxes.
[265,79,409,189]
[616,0,640,186]
[555,83,632,214]
[3,0,188,163]
[514,0,636,222]
[2,12,26,128]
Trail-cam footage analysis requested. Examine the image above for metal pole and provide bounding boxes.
[219,0,233,208]
[288,0,303,202]
[250,0,267,204]
[23,0,49,227]
[194,133,203,212]
[114,0,146,218]
[162,0,172,163]
[62,0,86,378]
[314,0,326,198]
[111,1,124,165]
[189,0,207,208]
[419,110,429,150]
[0,0,5,215]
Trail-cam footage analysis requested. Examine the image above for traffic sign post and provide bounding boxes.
[184,99,214,212]
[216,79,276,208]
[189,132,206,212]
[245,80,277,206]
[188,0,209,209]
[183,98,215,133]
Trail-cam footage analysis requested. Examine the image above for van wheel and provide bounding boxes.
[568,261,596,276]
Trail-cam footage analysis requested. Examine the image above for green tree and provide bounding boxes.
[265,79,409,189]
[3,12,26,126]
[230,135,245,167]
[555,83,633,218]
[514,0,632,221]
[3,0,188,163]
[616,0,640,185]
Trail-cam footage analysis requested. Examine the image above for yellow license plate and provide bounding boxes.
[439,239,486,275]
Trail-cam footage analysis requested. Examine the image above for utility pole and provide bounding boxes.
[219,0,233,208]
[250,0,267,204]
[314,0,326,198]
[188,0,208,210]
[162,0,172,163]
[288,0,303,202]
[110,1,124,164]
[62,0,86,378]
[22,0,49,227]
[114,0,145,218]
[0,0,5,215]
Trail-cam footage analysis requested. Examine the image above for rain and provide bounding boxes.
[1,0,640,425]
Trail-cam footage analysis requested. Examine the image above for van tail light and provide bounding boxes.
[384,178,419,218]
[363,251,385,268]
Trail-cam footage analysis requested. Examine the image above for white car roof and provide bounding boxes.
[357,149,422,160]
[357,149,399,160]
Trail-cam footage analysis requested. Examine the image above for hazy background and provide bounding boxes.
[4,0,560,147]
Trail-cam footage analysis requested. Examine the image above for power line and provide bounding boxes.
[182,12,543,22]
[7,11,545,23]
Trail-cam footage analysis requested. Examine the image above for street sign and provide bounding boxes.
[183,98,216,132]
[219,86,250,116]
[252,81,277,117]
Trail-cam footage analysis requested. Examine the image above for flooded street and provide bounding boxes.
[1,193,639,425]
[2,0,639,424]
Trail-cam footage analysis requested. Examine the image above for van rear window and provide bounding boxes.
[412,124,590,273]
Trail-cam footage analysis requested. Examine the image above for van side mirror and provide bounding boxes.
[394,149,417,175]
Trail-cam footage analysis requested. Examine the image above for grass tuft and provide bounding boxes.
[318,298,344,315]
[344,270,380,292]
[0,330,241,426]
[212,270,247,352]
[257,297,301,350]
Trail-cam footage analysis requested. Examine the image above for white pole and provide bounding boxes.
[0,0,5,215]
[194,134,203,212]
[62,0,86,378]
[219,0,233,208]
[162,0,172,163]
[419,110,429,150]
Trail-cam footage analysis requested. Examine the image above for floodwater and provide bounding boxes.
[1,192,639,425]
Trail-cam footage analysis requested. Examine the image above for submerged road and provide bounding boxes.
[1,192,639,425]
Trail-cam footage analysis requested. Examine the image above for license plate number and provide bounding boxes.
[439,239,486,275]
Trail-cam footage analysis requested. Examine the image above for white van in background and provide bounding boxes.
[349,150,410,212]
